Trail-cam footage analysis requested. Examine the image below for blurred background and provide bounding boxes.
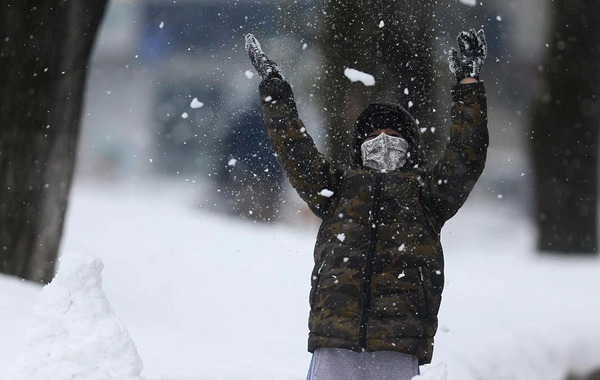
[3,1,600,378]
[79,0,549,224]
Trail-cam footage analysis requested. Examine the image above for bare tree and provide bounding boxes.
[316,0,443,165]
[529,0,600,254]
[0,1,108,282]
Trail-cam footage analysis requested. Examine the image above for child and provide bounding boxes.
[245,29,488,380]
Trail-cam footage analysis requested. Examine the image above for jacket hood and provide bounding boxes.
[351,102,423,168]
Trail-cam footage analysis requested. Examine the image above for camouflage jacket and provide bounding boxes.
[258,79,488,365]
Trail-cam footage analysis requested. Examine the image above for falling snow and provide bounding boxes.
[344,68,375,86]
[190,98,203,109]
[6,4,599,380]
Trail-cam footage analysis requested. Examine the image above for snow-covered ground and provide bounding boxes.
[1,180,599,380]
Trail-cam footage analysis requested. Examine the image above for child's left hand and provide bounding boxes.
[245,33,284,81]
[448,29,487,82]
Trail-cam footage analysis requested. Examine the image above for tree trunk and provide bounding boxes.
[567,368,600,380]
[317,0,443,165]
[529,0,600,254]
[0,1,108,283]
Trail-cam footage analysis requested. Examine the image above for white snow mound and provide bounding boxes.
[412,363,447,380]
[344,68,375,86]
[10,252,144,380]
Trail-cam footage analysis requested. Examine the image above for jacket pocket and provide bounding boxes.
[309,261,326,308]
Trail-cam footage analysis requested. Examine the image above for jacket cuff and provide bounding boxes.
[451,81,486,105]
[259,78,298,119]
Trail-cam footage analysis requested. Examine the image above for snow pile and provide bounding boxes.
[344,68,375,86]
[10,252,143,380]
[412,363,447,380]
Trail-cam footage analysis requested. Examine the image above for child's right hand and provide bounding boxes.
[245,33,284,81]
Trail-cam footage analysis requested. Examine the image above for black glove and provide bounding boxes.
[448,29,487,82]
[245,33,284,81]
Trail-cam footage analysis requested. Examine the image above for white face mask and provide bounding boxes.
[361,133,409,172]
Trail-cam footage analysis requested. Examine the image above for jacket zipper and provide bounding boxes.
[418,266,430,320]
[310,261,326,306]
[359,173,384,349]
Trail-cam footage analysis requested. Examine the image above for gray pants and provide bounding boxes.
[307,348,419,380]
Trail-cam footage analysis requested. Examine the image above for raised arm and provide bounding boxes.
[245,34,338,218]
[427,29,489,225]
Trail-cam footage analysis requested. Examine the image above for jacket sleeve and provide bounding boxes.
[258,78,338,218]
[427,81,488,226]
